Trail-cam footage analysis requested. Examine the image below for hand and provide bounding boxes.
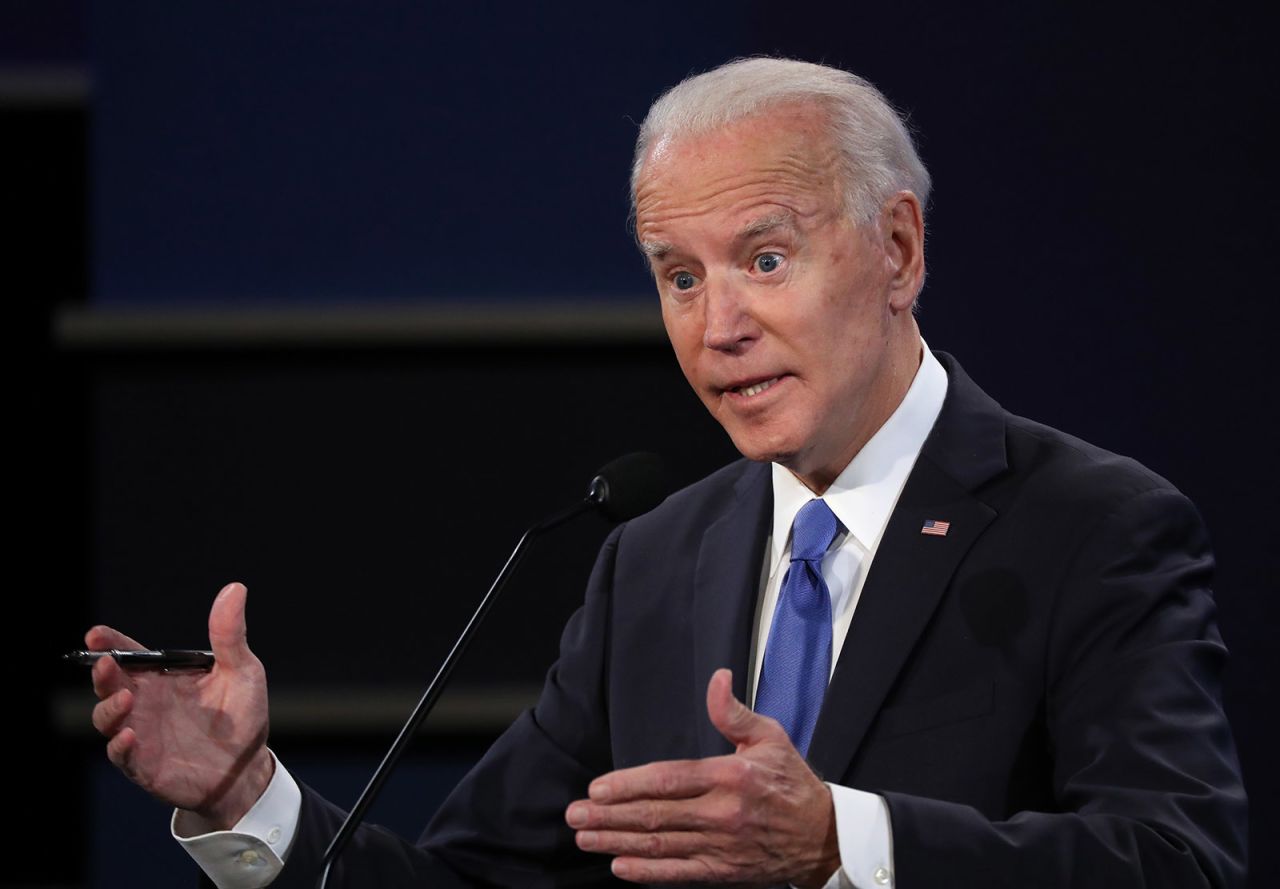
[566,668,840,886]
[87,582,274,829]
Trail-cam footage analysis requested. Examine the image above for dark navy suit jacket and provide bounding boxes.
[269,353,1247,887]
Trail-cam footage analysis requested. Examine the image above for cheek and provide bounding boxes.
[662,313,704,368]
[665,334,706,395]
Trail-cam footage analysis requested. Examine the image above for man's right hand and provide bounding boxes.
[87,581,274,830]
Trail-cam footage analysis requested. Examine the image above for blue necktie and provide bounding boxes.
[754,498,840,757]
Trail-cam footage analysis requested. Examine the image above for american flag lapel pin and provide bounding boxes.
[921,519,951,537]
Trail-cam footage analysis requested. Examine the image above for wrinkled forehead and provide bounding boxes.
[632,108,845,241]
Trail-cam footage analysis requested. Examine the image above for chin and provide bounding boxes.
[726,430,802,466]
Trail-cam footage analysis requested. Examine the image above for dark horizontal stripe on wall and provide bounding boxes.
[53,302,668,350]
[53,684,541,737]
[0,65,90,106]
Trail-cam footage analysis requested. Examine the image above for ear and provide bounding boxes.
[881,191,925,312]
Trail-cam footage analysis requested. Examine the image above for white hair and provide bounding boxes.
[631,57,931,225]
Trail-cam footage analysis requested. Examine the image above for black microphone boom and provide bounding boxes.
[316,452,669,888]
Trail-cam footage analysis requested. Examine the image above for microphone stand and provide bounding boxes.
[316,482,609,888]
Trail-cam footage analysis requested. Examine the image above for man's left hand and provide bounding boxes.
[566,668,840,886]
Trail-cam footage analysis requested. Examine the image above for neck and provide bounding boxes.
[789,328,923,495]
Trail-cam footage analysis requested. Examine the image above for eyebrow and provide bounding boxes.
[638,212,798,262]
[736,212,795,241]
[640,240,674,260]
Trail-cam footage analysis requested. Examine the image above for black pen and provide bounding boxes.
[63,649,216,670]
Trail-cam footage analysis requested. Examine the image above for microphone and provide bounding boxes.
[316,452,669,888]
[585,451,669,522]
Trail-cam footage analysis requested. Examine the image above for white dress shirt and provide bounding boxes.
[756,343,948,889]
[178,342,948,889]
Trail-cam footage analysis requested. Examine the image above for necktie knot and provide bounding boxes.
[790,498,840,564]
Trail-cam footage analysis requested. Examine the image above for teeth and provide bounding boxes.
[739,377,779,397]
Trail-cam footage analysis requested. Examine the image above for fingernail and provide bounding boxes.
[576,830,597,849]
[589,781,612,802]
[566,803,588,827]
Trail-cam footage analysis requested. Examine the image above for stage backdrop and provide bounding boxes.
[13,2,1273,887]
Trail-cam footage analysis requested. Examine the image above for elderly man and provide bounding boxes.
[87,58,1247,887]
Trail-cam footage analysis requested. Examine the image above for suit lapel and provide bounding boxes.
[807,352,1008,782]
[692,461,772,758]
[806,457,996,781]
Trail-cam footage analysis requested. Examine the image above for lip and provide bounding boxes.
[720,371,787,391]
[720,372,791,402]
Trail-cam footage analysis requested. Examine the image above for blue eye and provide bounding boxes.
[755,253,782,273]
[674,272,697,291]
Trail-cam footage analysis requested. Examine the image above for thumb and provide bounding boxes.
[706,668,784,750]
[208,582,254,670]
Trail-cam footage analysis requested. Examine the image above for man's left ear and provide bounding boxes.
[882,192,925,311]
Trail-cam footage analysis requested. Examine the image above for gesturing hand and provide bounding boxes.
[87,582,274,829]
[566,668,840,887]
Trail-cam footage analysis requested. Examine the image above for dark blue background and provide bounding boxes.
[8,1,1274,886]
[90,3,748,304]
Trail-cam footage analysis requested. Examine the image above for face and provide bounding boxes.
[633,103,924,492]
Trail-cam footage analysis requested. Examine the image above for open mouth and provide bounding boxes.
[728,376,782,398]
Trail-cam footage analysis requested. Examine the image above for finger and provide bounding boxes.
[91,650,135,700]
[576,828,710,859]
[208,582,254,670]
[85,623,146,652]
[610,856,724,884]
[567,796,718,833]
[706,667,785,749]
[91,688,134,737]
[106,726,138,778]
[587,758,717,804]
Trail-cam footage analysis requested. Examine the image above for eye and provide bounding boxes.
[754,252,783,274]
[673,271,698,291]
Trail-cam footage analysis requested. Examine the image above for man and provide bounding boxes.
[86,57,1247,887]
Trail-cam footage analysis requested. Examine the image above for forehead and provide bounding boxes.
[634,103,844,245]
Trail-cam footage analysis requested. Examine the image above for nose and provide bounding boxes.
[702,274,759,353]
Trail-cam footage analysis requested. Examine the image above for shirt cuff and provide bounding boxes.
[824,783,895,889]
[172,750,301,889]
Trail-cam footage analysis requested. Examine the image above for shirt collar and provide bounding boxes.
[769,340,949,568]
